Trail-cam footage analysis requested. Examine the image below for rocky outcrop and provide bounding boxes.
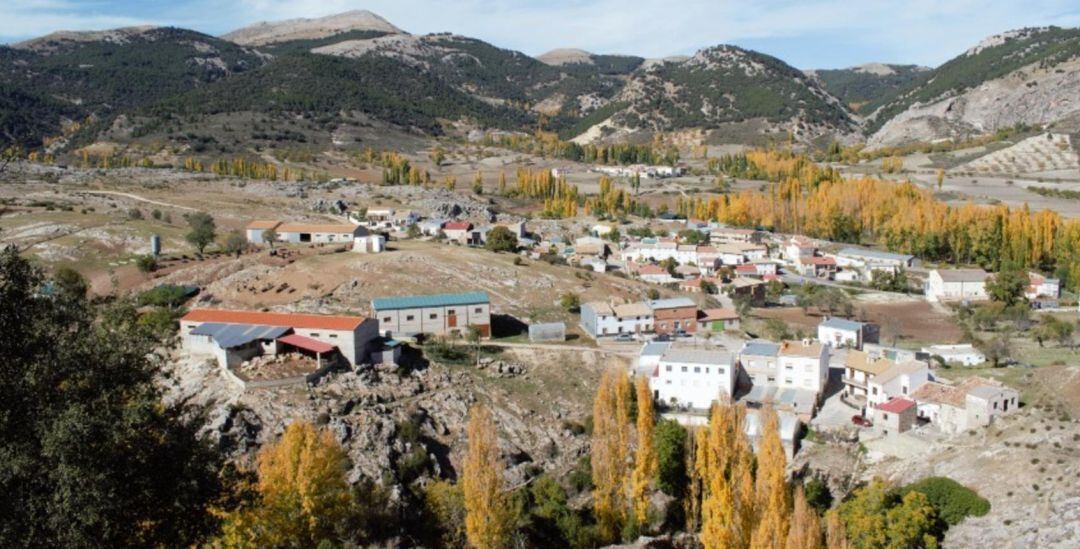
[869,57,1080,148]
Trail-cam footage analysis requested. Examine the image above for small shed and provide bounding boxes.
[529,322,566,342]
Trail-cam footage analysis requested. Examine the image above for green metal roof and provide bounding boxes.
[371,291,490,311]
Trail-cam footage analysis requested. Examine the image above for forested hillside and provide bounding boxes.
[811,64,928,114]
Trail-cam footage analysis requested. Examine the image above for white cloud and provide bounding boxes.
[0,1,155,42]
[2,0,1078,67]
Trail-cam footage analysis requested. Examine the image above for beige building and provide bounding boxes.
[372,291,491,338]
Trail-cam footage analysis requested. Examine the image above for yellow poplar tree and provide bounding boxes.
[630,376,657,526]
[700,463,736,549]
[750,406,789,549]
[786,486,822,549]
[825,509,850,549]
[592,367,632,542]
[463,405,509,549]
[217,421,354,548]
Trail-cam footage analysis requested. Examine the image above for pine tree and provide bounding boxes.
[463,405,509,549]
[631,377,657,527]
[786,486,822,549]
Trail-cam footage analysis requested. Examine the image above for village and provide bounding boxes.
[165,195,1060,467]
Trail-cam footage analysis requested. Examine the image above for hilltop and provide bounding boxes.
[221,10,405,45]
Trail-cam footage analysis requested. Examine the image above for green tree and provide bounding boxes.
[484,226,518,253]
[185,212,216,254]
[0,246,229,547]
[986,268,1028,306]
[766,279,785,303]
[223,230,247,258]
[763,317,793,341]
[560,292,581,313]
[262,227,278,248]
[135,254,158,273]
[838,479,939,549]
[897,477,989,528]
[654,420,688,497]
[407,223,422,239]
[52,266,88,299]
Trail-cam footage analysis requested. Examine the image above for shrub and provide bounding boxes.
[899,477,990,526]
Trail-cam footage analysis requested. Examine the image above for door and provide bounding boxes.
[447,314,458,328]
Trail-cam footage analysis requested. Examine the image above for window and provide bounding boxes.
[329,334,337,339]
[448,309,456,315]
[694,367,700,373]
[681,366,688,373]
[665,365,672,372]
[474,307,483,314]
[706,368,710,374]
[310,332,320,337]
[406,315,414,321]
[872,387,878,395]
[718,368,725,375]
[383,317,392,323]
[429,313,437,320]
[785,378,793,385]
[882,413,889,421]
[902,386,908,395]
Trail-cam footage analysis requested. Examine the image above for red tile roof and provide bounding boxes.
[443,221,472,231]
[639,264,666,275]
[277,333,337,354]
[736,264,757,273]
[877,397,916,414]
[181,309,366,331]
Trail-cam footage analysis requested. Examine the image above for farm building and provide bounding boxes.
[529,322,566,342]
[372,291,491,338]
[699,308,740,332]
[180,309,378,368]
[246,220,368,245]
[245,220,281,244]
[925,269,990,302]
[580,301,654,338]
[835,247,918,269]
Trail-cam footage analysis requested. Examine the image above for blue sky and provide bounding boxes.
[3,0,1078,68]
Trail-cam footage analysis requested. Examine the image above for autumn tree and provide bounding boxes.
[463,405,510,549]
[786,486,822,549]
[218,421,354,547]
[631,377,657,527]
[591,367,633,543]
[750,406,789,549]
[825,510,850,549]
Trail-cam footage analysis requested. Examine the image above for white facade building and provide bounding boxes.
[777,340,830,394]
[652,347,737,409]
[925,269,990,302]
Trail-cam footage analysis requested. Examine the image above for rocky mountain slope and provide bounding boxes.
[868,27,1080,148]
[221,9,404,45]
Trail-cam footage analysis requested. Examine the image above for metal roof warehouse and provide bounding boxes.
[372,291,490,311]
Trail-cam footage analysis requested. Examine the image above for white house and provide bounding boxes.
[709,227,761,245]
[638,264,677,284]
[275,222,367,245]
[784,236,816,262]
[912,377,1019,434]
[925,269,990,302]
[353,233,385,253]
[245,220,282,244]
[580,301,654,338]
[817,317,869,349]
[921,344,986,366]
[635,340,672,377]
[418,219,446,236]
[652,347,737,409]
[866,360,932,410]
[1026,272,1060,300]
[835,247,918,269]
[777,340,830,394]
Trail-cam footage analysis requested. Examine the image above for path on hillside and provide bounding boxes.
[484,341,637,356]
[74,190,197,212]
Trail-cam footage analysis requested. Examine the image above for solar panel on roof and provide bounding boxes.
[192,322,290,349]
